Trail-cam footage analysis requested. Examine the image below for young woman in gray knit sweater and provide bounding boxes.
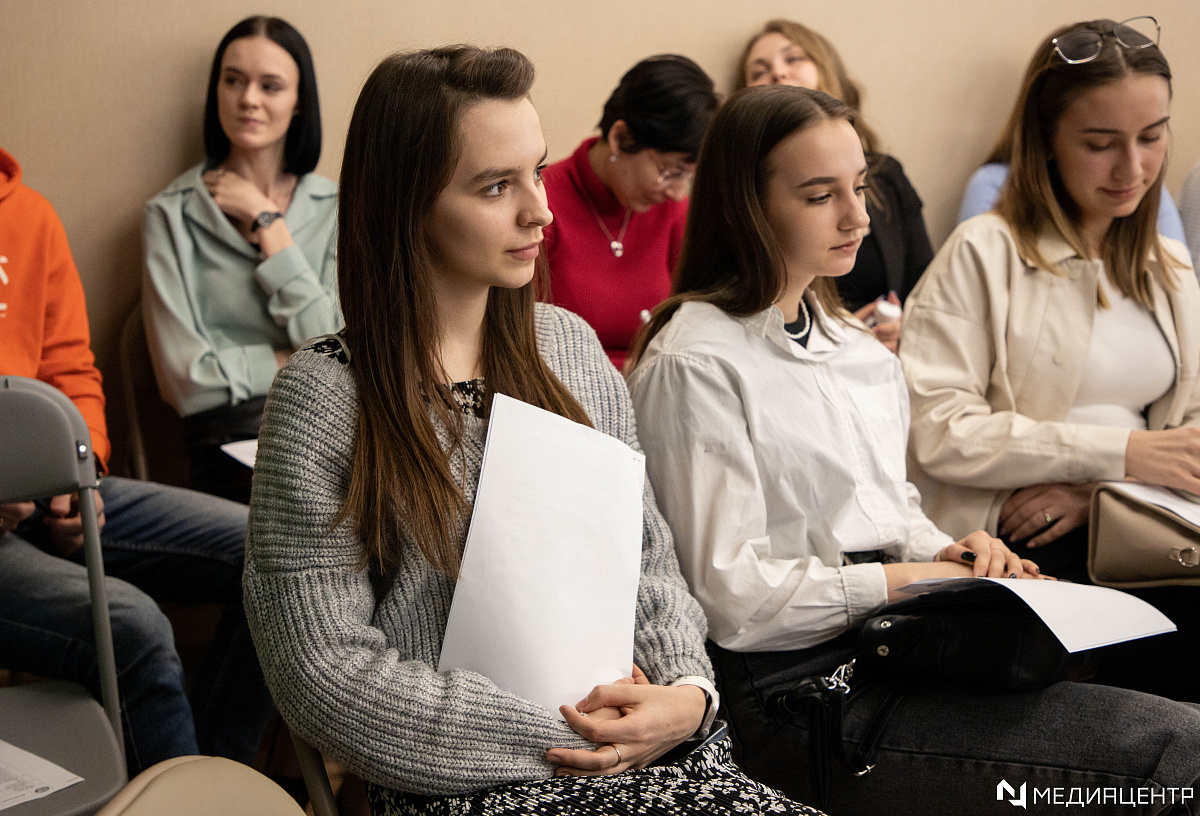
[242,45,825,815]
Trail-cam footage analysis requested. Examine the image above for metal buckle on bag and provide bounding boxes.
[1171,546,1200,568]
[825,660,875,776]
[828,659,855,694]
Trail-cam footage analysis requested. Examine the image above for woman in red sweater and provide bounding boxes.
[541,55,718,370]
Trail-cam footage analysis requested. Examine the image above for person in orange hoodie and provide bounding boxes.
[0,146,272,774]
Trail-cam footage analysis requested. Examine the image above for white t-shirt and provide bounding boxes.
[1065,276,1174,430]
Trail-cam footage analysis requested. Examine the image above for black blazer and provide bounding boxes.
[835,153,934,312]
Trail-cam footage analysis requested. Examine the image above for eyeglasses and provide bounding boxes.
[1052,16,1159,64]
[647,150,695,186]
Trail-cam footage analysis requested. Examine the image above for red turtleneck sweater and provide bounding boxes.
[541,138,687,370]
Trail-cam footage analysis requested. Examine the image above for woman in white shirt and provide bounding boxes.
[901,19,1200,704]
[627,84,1200,813]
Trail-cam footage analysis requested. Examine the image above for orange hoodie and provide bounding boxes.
[0,147,109,470]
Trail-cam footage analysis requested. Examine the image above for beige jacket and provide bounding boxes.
[900,214,1200,539]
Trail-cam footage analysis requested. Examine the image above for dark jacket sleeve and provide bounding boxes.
[874,154,934,302]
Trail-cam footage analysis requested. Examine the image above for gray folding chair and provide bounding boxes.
[291,733,339,816]
[0,375,127,815]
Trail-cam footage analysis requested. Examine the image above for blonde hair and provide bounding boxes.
[736,19,881,155]
[995,20,1181,309]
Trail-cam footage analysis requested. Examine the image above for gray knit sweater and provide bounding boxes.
[244,304,712,796]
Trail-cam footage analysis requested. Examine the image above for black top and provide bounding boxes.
[783,314,811,348]
[836,153,934,313]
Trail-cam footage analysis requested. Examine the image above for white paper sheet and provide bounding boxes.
[438,394,645,713]
[1104,481,1200,528]
[219,439,258,469]
[895,577,1177,652]
[0,739,83,811]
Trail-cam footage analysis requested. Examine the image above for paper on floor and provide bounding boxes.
[0,738,83,812]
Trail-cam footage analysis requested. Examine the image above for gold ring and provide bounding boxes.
[1043,511,1054,524]
[611,745,622,767]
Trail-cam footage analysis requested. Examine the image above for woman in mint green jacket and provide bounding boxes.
[143,16,340,502]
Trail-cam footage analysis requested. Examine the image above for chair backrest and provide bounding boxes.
[0,375,125,765]
[96,755,306,816]
[0,376,97,501]
[118,303,189,486]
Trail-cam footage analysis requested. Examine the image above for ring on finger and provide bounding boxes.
[611,745,622,768]
[1043,510,1054,525]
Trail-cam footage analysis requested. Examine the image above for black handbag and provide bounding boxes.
[856,580,1077,690]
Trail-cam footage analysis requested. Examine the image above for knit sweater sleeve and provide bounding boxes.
[243,352,590,796]
[535,304,714,686]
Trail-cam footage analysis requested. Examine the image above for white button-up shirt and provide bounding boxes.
[628,299,951,653]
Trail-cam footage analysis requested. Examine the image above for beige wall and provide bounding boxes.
[4,0,1199,471]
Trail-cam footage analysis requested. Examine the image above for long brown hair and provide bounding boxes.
[338,46,591,577]
[735,20,882,156]
[628,85,854,368]
[994,20,1181,308]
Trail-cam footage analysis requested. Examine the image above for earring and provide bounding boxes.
[609,154,618,163]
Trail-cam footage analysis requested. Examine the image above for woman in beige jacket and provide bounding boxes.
[901,18,1200,702]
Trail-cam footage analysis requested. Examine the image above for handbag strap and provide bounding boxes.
[826,660,907,776]
[768,657,909,802]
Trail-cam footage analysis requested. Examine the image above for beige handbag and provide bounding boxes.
[1088,483,1200,588]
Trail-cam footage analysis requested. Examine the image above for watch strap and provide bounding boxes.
[251,211,284,232]
[670,675,719,739]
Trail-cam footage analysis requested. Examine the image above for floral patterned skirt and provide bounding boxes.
[365,733,825,816]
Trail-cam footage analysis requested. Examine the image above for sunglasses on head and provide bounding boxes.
[1052,16,1160,64]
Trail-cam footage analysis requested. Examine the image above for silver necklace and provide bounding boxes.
[579,185,632,257]
[783,298,812,341]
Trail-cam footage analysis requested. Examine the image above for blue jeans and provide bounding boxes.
[0,477,272,774]
[710,639,1200,815]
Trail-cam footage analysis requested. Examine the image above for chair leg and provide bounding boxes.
[291,732,339,816]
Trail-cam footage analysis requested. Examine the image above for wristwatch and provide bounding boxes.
[670,676,720,739]
[250,210,284,232]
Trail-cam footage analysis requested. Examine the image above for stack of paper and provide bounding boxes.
[439,395,646,713]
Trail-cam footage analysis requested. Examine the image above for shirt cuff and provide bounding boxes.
[215,343,280,403]
[669,676,719,739]
[905,527,955,563]
[841,561,889,626]
[1069,424,1132,482]
[255,244,309,295]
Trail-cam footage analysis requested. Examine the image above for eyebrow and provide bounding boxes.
[797,166,869,188]
[750,44,803,66]
[1080,115,1170,135]
[469,147,549,185]
[221,66,286,82]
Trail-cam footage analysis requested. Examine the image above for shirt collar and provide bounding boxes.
[181,164,335,259]
[737,294,851,359]
[1035,228,1082,266]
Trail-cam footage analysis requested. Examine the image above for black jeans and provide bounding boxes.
[710,634,1200,815]
[183,396,265,505]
